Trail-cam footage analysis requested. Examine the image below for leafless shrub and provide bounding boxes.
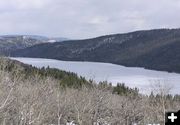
[0,61,179,125]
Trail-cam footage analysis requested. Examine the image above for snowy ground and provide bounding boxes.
[11,57,180,94]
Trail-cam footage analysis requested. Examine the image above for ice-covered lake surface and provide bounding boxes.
[11,57,180,94]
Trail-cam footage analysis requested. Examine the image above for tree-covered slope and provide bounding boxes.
[0,57,90,88]
[12,29,180,73]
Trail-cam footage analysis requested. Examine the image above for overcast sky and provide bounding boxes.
[0,0,180,39]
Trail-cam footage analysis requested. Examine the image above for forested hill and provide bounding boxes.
[0,57,90,88]
[12,29,180,73]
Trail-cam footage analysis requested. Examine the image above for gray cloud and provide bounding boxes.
[0,0,180,39]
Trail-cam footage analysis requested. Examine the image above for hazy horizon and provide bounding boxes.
[1,0,180,39]
[0,28,179,40]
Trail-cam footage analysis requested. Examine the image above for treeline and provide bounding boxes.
[149,92,180,102]
[98,81,139,96]
[0,58,90,88]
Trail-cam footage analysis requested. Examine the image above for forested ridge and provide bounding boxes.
[11,28,180,73]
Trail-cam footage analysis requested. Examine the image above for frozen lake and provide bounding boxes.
[11,57,180,94]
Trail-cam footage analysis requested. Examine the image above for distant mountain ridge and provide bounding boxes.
[11,29,180,73]
[0,35,68,55]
